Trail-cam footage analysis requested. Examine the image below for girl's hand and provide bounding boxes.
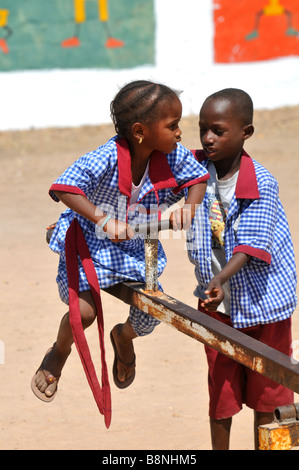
[103,218,135,242]
[200,277,224,312]
[52,191,135,243]
[170,206,193,231]
[46,222,57,230]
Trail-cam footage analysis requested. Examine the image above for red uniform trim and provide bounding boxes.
[49,184,87,201]
[65,218,112,428]
[192,149,260,200]
[233,244,271,264]
[172,174,210,194]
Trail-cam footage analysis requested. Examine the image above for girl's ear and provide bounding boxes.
[132,122,145,143]
[243,124,254,140]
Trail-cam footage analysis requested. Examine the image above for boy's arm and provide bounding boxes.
[185,182,207,216]
[170,182,207,231]
[201,252,250,311]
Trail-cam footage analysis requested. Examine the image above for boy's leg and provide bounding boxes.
[200,308,245,450]
[210,417,232,450]
[254,411,274,450]
[33,290,96,398]
[205,344,242,450]
[245,318,293,449]
[210,410,273,450]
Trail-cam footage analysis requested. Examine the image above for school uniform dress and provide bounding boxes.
[49,136,209,336]
[47,137,208,428]
[187,149,297,329]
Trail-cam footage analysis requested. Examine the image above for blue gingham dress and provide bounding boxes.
[187,150,297,329]
[49,136,209,336]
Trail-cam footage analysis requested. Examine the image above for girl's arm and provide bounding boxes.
[53,191,134,242]
[200,252,250,311]
[54,191,105,225]
[170,182,207,231]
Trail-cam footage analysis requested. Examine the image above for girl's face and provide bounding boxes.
[143,96,182,154]
[199,98,250,164]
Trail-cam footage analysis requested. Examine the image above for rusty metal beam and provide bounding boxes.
[105,281,299,394]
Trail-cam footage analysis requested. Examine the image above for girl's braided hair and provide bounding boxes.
[110,80,179,138]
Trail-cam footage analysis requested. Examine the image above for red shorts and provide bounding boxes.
[201,307,294,419]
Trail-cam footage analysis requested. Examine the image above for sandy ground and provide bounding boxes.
[1,107,299,451]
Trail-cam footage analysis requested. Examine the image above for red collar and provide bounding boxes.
[235,150,259,199]
[192,149,259,200]
[116,139,177,197]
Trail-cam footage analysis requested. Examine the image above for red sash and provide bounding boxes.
[65,218,111,428]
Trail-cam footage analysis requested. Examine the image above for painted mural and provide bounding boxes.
[214,0,299,62]
[0,0,155,71]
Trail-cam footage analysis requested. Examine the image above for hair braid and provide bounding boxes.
[110,80,179,138]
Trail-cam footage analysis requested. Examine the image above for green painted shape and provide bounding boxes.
[0,0,155,71]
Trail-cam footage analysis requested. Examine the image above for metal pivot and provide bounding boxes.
[259,403,299,450]
[131,220,171,294]
[144,236,158,293]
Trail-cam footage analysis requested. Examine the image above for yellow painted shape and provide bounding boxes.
[74,0,109,24]
[74,0,86,23]
[99,0,109,22]
[0,9,9,28]
[263,0,285,16]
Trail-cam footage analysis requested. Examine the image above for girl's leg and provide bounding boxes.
[34,290,97,398]
[110,318,137,384]
[110,306,159,386]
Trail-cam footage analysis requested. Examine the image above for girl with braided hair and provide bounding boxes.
[31,80,208,423]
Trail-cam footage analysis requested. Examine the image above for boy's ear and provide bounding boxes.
[243,124,254,140]
[132,122,145,142]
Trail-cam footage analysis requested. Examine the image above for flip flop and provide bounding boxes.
[110,326,136,389]
[31,348,60,403]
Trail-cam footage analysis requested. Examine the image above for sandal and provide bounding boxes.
[110,326,136,389]
[31,347,60,402]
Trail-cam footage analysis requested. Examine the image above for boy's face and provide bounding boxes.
[199,98,251,164]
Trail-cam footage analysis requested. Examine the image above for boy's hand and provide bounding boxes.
[200,253,251,312]
[170,206,193,231]
[200,277,224,312]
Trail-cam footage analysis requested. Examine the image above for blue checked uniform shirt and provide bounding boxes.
[48,137,209,336]
[187,150,297,329]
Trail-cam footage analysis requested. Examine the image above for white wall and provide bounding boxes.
[1,0,299,131]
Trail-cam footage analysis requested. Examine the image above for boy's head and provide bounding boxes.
[199,88,254,164]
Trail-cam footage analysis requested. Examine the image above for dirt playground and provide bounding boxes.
[1,106,299,450]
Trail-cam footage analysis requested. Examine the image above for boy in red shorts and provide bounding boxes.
[187,88,297,449]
